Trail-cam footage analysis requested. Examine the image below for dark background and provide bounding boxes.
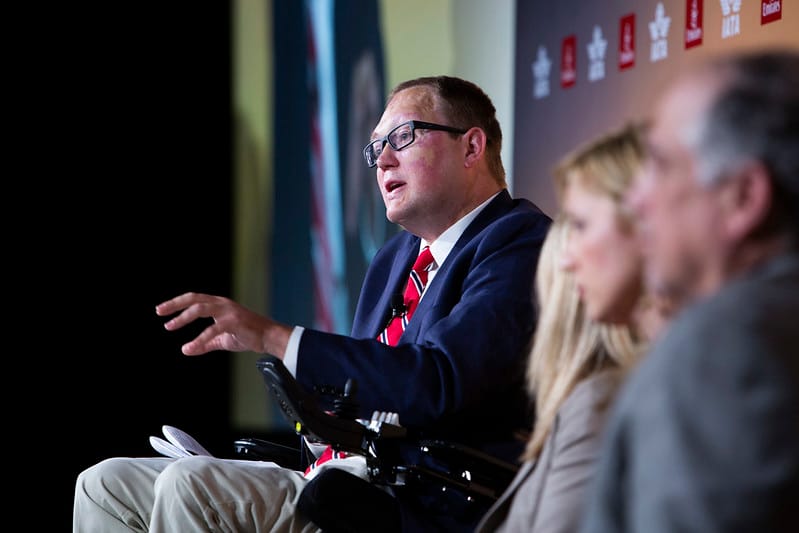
[33,4,247,530]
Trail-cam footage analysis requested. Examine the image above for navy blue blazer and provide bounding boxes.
[296,189,551,530]
[297,189,550,445]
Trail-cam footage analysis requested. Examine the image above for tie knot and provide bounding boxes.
[413,246,434,273]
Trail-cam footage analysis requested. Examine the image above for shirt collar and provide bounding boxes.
[420,190,501,270]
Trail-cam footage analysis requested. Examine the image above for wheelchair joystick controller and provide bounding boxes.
[332,378,359,420]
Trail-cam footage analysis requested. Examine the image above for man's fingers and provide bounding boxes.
[155,292,204,316]
[162,301,215,331]
[180,322,223,356]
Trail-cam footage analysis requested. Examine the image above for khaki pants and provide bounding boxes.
[73,456,322,532]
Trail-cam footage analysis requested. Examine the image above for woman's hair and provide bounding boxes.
[522,220,642,462]
[553,122,646,233]
[523,124,649,461]
[523,124,645,460]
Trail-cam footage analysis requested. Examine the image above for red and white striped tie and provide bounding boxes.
[378,246,435,345]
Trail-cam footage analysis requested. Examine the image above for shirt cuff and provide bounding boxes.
[283,325,304,376]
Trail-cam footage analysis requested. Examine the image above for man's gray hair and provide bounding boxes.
[695,50,799,235]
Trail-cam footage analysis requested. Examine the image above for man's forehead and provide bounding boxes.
[378,88,437,126]
[380,87,435,119]
[389,85,436,109]
[648,75,715,151]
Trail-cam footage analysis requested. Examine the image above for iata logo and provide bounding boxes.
[685,0,703,48]
[561,35,577,89]
[649,2,671,62]
[619,13,636,70]
[587,26,607,82]
[532,46,552,99]
[720,0,741,38]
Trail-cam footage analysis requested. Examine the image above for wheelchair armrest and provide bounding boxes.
[232,437,306,471]
[256,355,408,456]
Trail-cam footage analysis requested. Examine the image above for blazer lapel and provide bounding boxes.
[500,459,536,504]
[405,190,514,330]
[476,460,536,532]
[368,236,421,338]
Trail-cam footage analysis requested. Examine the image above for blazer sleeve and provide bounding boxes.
[527,372,620,533]
[622,303,799,533]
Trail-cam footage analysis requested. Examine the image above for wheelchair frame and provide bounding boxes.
[236,355,520,505]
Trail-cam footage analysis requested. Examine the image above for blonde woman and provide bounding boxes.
[475,217,641,533]
[555,123,671,334]
[477,124,666,532]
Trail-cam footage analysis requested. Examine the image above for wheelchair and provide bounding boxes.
[234,355,521,532]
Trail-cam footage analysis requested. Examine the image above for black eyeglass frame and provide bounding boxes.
[362,120,468,168]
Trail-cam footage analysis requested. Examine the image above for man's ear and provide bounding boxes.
[721,161,773,240]
[462,127,487,168]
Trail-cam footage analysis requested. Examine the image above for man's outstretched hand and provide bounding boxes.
[156,292,291,358]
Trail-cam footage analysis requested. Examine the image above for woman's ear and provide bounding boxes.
[463,127,487,168]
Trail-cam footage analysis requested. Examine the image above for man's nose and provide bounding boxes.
[376,141,398,169]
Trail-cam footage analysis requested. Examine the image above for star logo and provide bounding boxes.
[649,2,671,62]
[649,2,671,40]
[587,25,607,82]
[720,0,742,16]
[532,45,551,99]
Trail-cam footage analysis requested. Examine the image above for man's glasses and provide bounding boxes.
[362,120,468,168]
